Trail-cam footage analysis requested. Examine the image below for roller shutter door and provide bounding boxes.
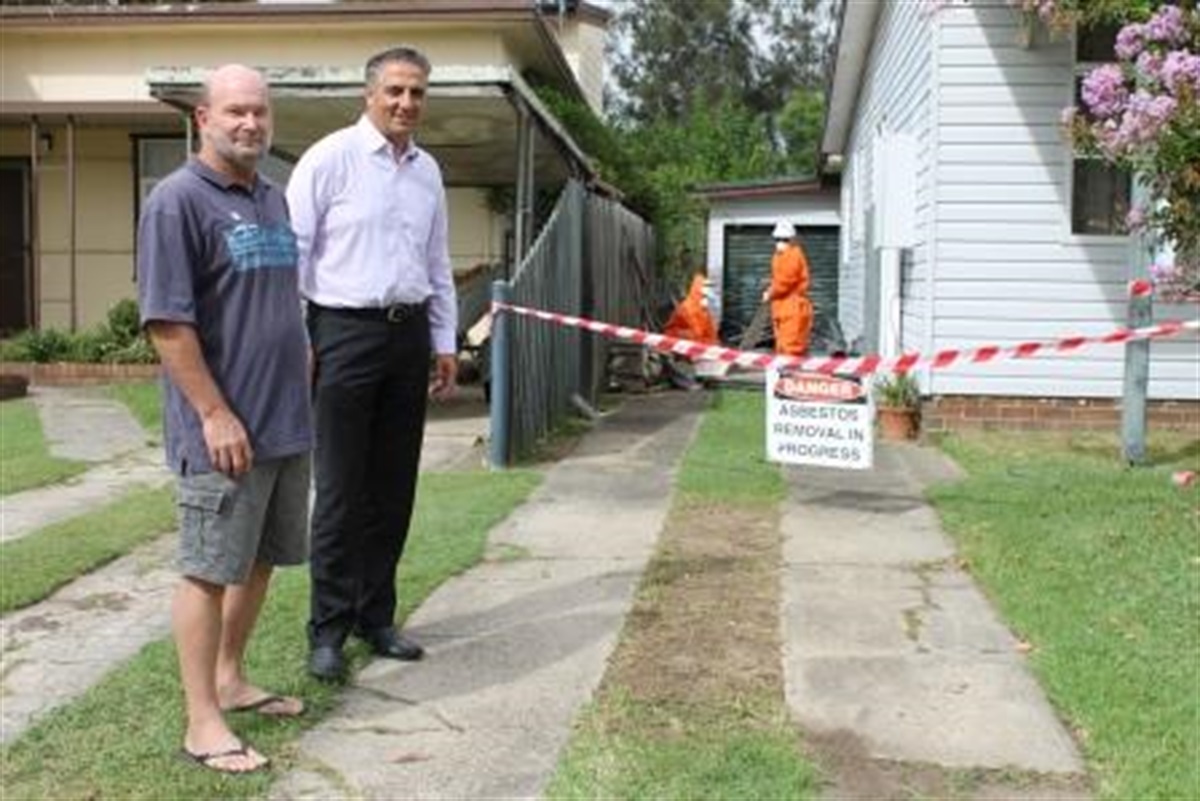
[720,224,840,351]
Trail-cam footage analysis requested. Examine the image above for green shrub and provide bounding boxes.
[0,299,156,365]
[68,327,121,363]
[105,337,158,365]
[5,329,74,363]
[105,298,142,347]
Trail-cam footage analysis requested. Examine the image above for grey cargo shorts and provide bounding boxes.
[176,453,311,585]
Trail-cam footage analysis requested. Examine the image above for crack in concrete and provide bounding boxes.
[901,558,949,653]
[287,753,362,800]
[352,685,466,732]
[327,723,451,737]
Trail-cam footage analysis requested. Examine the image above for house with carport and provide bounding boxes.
[0,0,612,338]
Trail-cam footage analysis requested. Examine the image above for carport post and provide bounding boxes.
[488,280,512,469]
[512,101,532,272]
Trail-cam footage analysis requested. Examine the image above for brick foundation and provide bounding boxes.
[923,395,1200,434]
[0,362,160,386]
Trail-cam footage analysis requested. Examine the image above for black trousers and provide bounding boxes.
[306,304,430,648]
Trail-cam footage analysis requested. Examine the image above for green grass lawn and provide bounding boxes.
[548,391,819,801]
[106,381,163,439]
[0,469,539,800]
[0,399,88,495]
[929,431,1200,801]
[0,485,176,613]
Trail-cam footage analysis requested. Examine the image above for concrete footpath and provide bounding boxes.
[3,387,169,543]
[269,391,706,800]
[781,444,1086,779]
[0,385,493,745]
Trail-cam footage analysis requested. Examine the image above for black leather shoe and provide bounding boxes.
[359,628,424,661]
[308,644,346,682]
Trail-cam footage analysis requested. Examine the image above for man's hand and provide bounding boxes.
[145,320,252,477]
[202,406,254,476]
[430,354,458,401]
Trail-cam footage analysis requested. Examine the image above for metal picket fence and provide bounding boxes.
[489,180,656,465]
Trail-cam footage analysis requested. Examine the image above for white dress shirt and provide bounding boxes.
[287,115,458,354]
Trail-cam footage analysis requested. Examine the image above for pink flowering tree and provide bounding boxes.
[1014,1,1199,300]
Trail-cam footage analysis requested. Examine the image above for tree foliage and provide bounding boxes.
[608,0,828,125]
[600,0,833,281]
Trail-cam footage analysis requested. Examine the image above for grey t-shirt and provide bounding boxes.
[137,159,312,475]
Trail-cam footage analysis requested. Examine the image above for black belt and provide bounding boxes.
[311,300,428,324]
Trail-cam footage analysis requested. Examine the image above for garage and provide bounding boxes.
[721,223,840,350]
[694,175,842,354]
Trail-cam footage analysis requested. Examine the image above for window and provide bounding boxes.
[1071,24,1131,235]
[135,136,187,219]
[134,135,296,220]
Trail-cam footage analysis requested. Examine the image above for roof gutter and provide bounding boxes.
[820,0,883,157]
[0,1,539,26]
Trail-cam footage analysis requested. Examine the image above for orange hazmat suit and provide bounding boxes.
[767,243,813,356]
[663,274,718,344]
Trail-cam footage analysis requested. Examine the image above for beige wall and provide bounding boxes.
[43,127,139,329]
[1,124,144,329]
[447,188,505,271]
[1,17,521,330]
[548,18,607,113]
[1,26,506,106]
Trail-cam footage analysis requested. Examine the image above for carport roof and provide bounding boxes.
[147,64,596,187]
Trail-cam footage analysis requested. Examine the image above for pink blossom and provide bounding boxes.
[1135,50,1164,82]
[1115,23,1146,61]
[1144,4,1187,47]
[1060,106,1077,127]
[1009,0,1062,24]
[1126,207,1147,231]
[1097,91,1178,158]
[1082,64,1128,119]
[1160,51,1200,95]
[1149,261,1177,284]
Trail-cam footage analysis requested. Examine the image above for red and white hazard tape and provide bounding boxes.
[491,301,1199,377]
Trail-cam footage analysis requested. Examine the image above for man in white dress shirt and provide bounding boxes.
[287,46,458,682]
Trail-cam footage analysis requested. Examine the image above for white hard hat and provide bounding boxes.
[772,221,796,239]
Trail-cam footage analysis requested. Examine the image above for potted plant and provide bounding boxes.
[874,372,921,441]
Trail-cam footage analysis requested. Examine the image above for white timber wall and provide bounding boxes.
[931,0,1198,399]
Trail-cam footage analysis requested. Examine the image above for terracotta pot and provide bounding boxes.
[877,406,919,441]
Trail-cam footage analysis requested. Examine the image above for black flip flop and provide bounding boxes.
[223,694,305,718]
[180,744,270,774]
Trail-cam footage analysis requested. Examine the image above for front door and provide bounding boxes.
[0,160,31,334]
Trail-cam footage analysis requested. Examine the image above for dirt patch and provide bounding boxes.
[807,729,1092,801]
[592,495,1094,800]
[602,499,782,709]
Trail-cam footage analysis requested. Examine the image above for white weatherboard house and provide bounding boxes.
[823,0,1198,421]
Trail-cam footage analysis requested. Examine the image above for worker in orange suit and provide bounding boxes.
[663,273,718,344]
[763,221,813,355]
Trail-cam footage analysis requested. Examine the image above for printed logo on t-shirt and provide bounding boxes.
[223,223,299,272]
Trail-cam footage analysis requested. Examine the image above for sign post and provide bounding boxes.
[766,368,874,470]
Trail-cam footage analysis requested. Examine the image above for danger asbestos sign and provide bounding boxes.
[766,368,874,470]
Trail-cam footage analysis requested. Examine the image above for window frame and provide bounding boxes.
[1064,23,1132,242]
[131,133,189,226]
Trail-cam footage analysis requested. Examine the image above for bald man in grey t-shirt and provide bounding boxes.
[137,64,311,776]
